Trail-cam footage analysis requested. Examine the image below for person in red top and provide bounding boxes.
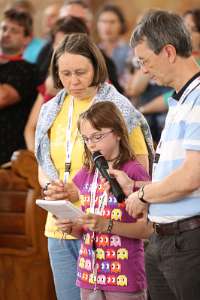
[0,9,38,165]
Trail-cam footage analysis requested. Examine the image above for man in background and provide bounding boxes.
[5,0,46,63]
[0,9,38,165]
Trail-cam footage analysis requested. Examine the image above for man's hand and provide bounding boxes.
[103,168,134,197]
[125,192,148,218]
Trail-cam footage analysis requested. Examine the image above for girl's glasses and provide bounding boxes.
[80,130,113,144]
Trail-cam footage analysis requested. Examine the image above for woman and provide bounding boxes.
[96,4,131,85]
[24,16,90,151]
[35,33,154,300]
[183,9,200,63]
[24,16,124,152]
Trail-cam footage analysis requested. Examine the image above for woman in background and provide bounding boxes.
[96,4,131,85]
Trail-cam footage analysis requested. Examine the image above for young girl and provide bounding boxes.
[56,101,152,300]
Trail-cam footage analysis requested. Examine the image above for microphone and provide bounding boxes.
[92,151,125,203]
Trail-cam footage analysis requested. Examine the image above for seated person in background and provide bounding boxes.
[0,9,38,165]
[184,9,200,64]
[5,0,46,63]
[96,3,132,88]
[41,3,61,40]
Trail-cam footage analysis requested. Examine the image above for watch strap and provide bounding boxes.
[138,186,148,203]
[106,219,113,234]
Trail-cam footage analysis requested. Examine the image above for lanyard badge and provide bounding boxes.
[64,94,96,183]
[64,96,77,183]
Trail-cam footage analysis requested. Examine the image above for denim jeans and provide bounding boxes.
[81,288,147,300]
[145,227,200,300]
[48,238,81,300]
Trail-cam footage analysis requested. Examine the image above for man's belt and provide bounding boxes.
[153,215,200,236]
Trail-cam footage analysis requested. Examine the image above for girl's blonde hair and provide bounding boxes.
[77,101,135,171]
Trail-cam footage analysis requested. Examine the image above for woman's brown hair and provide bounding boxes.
[77,101,135,171]
[51,33,108,89]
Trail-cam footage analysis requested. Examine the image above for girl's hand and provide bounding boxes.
[79,214,109,233]
[54,217,73,234]
[43,180,79,202]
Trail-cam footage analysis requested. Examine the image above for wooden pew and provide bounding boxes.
[0,189,56,300]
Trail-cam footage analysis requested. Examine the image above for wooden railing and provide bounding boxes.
[0,189,56,300]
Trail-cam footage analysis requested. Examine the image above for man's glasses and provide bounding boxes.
[80,130,113,144]
[136,52,155,68]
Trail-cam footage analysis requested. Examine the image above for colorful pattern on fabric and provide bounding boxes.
[73,160,149,292]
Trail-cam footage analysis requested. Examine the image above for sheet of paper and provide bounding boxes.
[36,199,85,220]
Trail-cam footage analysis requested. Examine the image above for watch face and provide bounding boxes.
[138,187,144,200]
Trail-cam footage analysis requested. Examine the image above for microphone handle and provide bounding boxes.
[109,177,125,203]
[98,167,125,203]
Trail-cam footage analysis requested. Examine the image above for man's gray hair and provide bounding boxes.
[130,9,192,57]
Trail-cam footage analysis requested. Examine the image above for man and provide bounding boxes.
[59,0,93,31]
[124,9,200,300]
[42,3,61,39]
[0,9,38,165]
[5,0,46,63]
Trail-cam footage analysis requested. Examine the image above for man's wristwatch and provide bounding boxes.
[138,186,148,204]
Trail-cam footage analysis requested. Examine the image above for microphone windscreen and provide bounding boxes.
[92,151,108,169]
[92,151,102,161]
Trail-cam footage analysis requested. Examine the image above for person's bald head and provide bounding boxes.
[43,3,61,37]
[59,0,93,31]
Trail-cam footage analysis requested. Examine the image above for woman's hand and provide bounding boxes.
[54,217,73,234]
[79,214,109,233]
[43,179,79,202]
[55,217,84,238]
